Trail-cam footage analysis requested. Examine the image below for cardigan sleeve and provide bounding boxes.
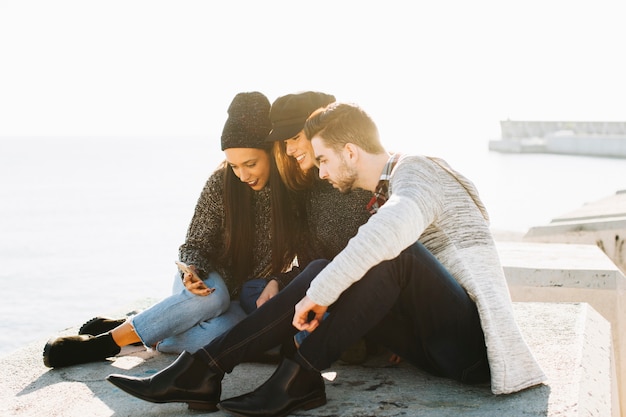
[307,156,443,306]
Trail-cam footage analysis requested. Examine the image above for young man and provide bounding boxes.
[107,102,545,417]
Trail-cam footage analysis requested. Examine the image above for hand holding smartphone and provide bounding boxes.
[175,261,215,296]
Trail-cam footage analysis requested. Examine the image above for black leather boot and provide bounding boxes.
[107,350,223,411]
[218,357,326,417]
[43,333,121,368]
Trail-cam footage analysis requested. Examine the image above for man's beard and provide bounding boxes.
[333,158,358,194]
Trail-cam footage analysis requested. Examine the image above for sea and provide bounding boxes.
[1,134,625,358]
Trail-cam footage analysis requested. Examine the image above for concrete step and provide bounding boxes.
[0,301,615,417]
[524,190,626,274]
[498,241,625,416]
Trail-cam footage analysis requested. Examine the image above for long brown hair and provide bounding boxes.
[272,140,318,192]
[220,147,302,284]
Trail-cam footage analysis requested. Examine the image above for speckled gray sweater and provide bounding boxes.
[178,166,372,297]
[178,166,273,297]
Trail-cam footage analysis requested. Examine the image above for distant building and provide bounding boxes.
[488,120,626,157]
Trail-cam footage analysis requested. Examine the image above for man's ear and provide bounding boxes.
[343,143,359,162]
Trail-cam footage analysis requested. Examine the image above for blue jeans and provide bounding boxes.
[238,278,269,314]
[131,273,267,354]
[198,242,490,384]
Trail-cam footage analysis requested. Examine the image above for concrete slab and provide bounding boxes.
[524,190,626,274]
[534,190,626,222]
[497,241,625,289]
[0,302,615,417]
[498,241,625,417]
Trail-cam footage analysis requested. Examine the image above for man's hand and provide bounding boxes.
[256,279,279,308]
[293,295,328,332]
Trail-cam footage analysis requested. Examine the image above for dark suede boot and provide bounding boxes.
[78,316,143,346]
[78,316,126,336]
[43,333,121,368]
[218,357,326,417]
[107,350,223,411]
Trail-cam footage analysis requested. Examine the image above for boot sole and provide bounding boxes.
[79,316,143,346]
[107,375,218,411]
[296,395,327,413]
[187,401,219,412]
[79,317,125,335]
[219,394,327,417]
[42,339,54,368]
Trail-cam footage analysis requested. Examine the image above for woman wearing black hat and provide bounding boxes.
[269,91,372,269]
[42,92,304,368]
[266,92,376,362]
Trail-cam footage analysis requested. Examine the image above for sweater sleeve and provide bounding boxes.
[306,156,443,306]
[178,167,226,279]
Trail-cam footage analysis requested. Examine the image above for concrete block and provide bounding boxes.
[524,190,626,274]
[498,241,625,416]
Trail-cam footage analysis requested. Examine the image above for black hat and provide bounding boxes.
[266,91,336,142]
[221,92,272,151]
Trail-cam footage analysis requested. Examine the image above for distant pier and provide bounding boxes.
[488,120,626,158]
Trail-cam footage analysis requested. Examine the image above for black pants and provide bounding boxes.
[200,241,490,384]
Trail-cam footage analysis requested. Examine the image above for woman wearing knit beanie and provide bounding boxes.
[43,92,304,368]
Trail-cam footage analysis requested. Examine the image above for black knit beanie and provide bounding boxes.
[221,92,272,150]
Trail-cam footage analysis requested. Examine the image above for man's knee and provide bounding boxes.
[305,259,330,274]
[284,259,330,292]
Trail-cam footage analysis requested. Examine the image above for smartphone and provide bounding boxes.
[175,260,198,279]
[175,261,215,294]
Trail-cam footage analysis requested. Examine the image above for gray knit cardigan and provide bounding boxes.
[306,154,546,395]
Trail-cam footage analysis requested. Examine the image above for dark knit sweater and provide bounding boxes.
[178,166,371,297]
[296,175,372,268]
[178,166,273,297]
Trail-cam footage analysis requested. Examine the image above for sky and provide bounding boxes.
[1,0,625,148]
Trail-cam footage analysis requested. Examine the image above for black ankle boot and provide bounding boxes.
[79,316,126,335]
[43,333,121,368]
[78,316,143,346]
[107,350,223,411]
[218,357,326,417]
